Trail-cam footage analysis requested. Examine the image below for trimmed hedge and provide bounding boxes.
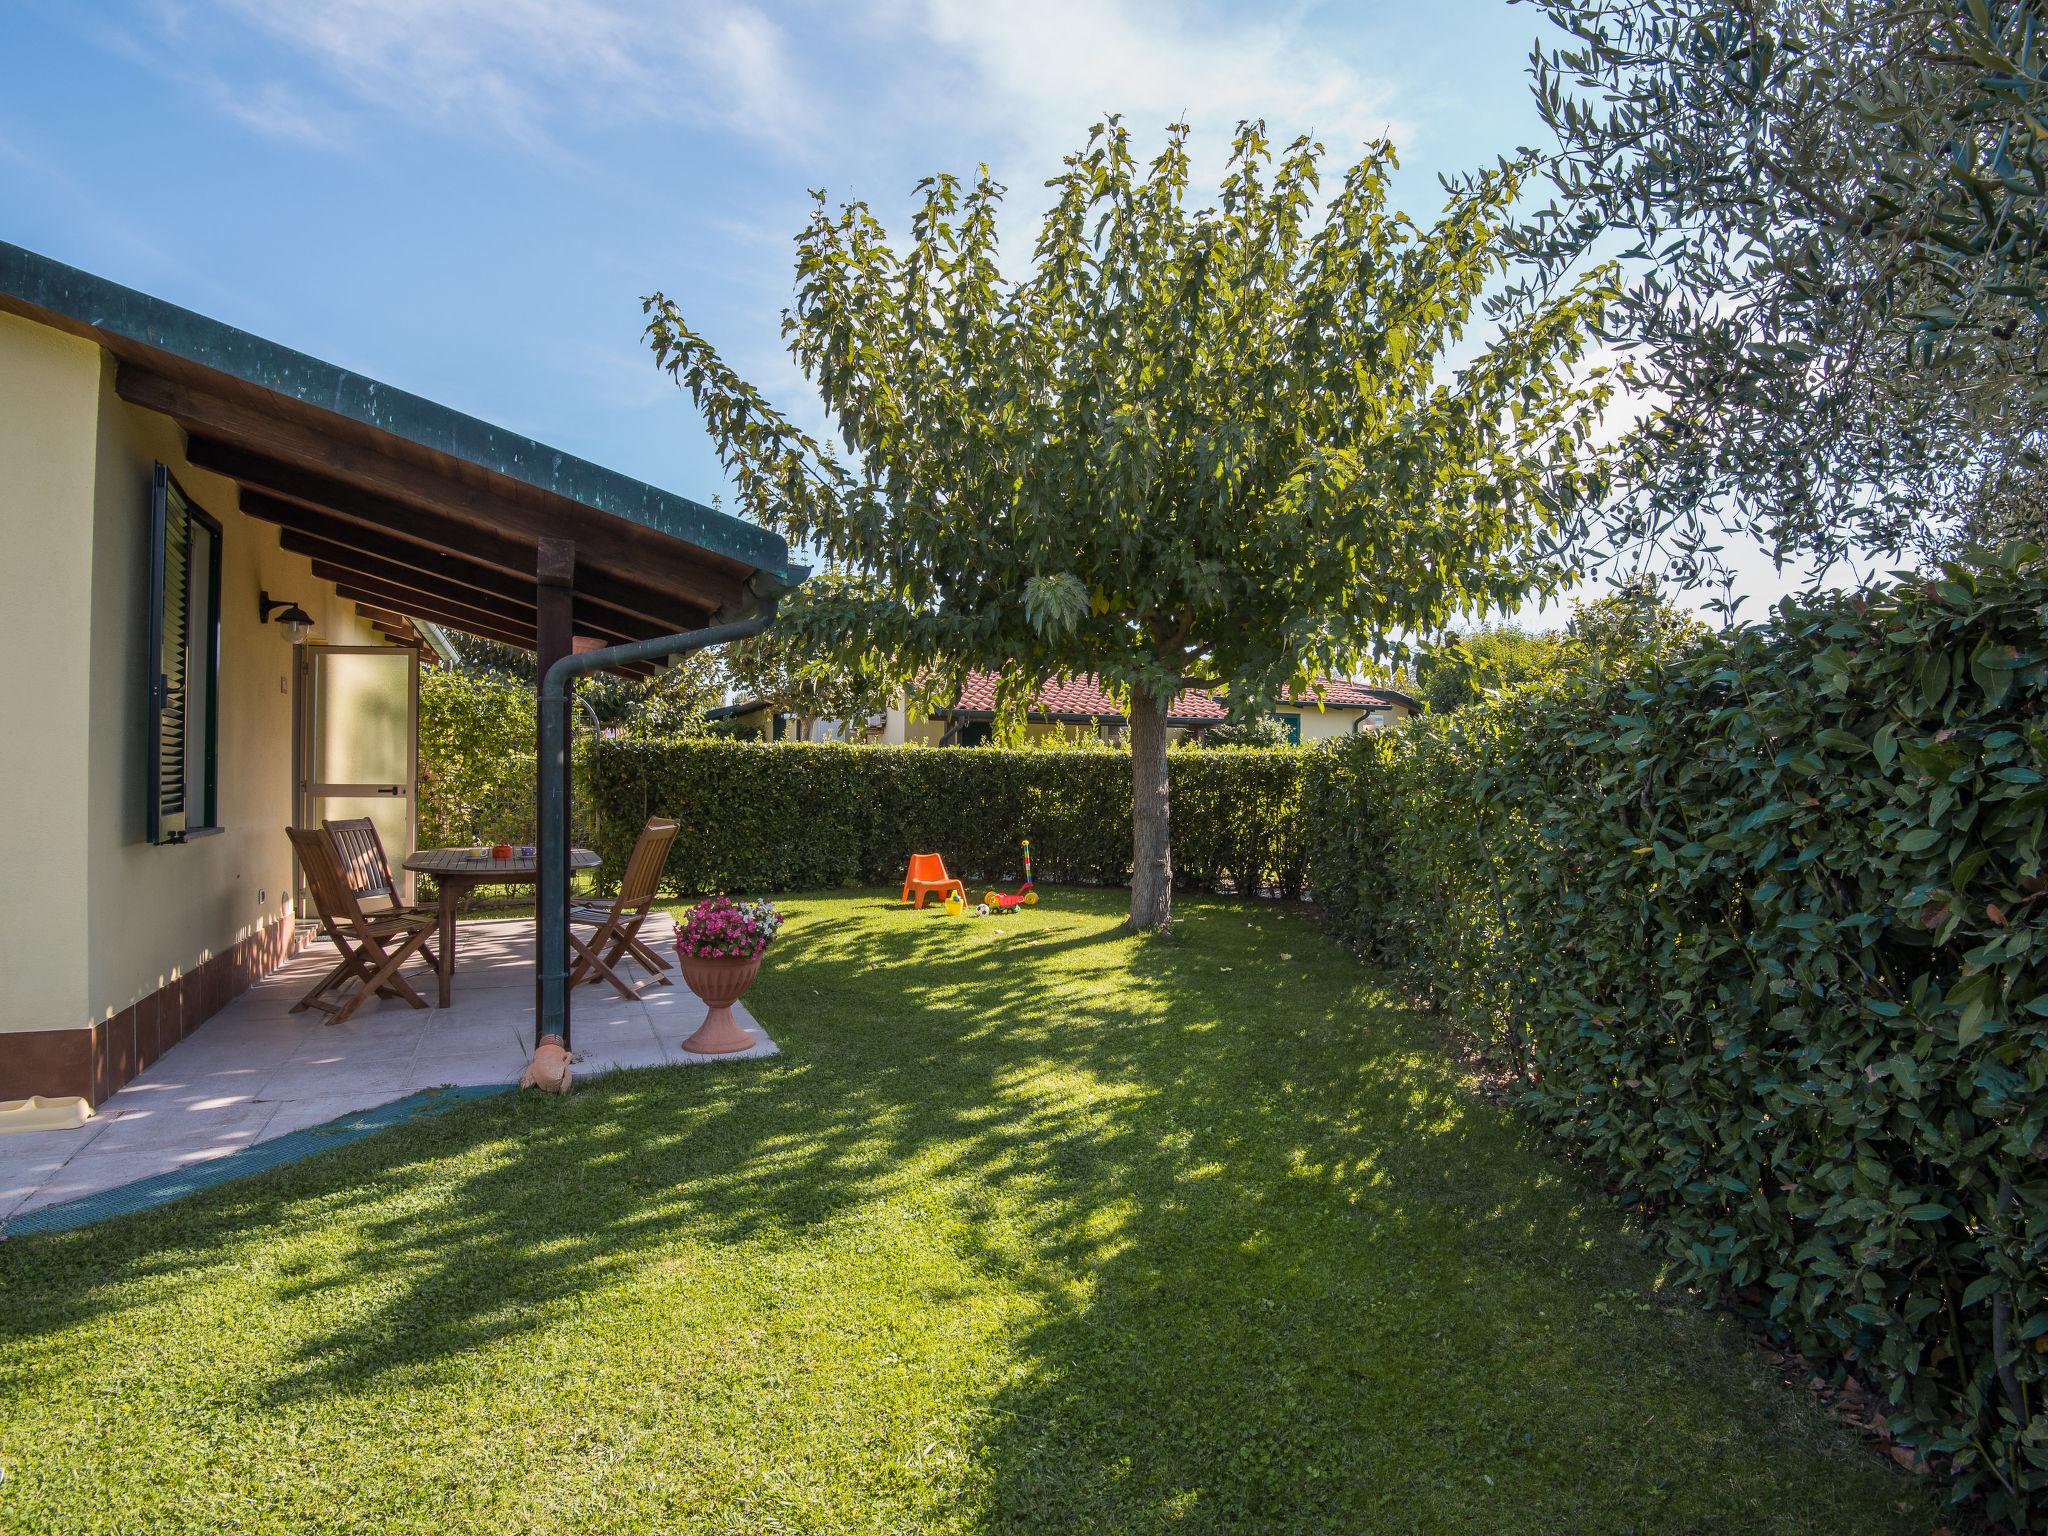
[583,739,1310,900]
[1306,552,2048,1524]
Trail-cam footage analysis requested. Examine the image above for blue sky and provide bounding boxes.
[2,0,1810,623]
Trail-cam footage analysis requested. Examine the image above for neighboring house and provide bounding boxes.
[869,671,1417,746]
[705,701,859,742]
[0,242,796,1108]
[708,672,1414,747]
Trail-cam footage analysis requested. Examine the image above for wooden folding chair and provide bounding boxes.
[288,825,439,1025]
[325,816,406,913]
[324,815,437,974]
[569,818,680,1000]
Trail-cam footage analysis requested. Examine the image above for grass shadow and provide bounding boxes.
[0,889,1939,1534]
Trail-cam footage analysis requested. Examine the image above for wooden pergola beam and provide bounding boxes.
[348,603,421,645]
[349,594,516,644]
[342,595,658,679]
[315,563,561,642]
[211,454,715,634]
[271,522,651,646]
[343,590,546,652]
[121,367,751,616]
[283,526,539,621]
[302,549,652,649]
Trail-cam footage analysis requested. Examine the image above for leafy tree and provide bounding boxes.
[443,633,534,682]
[604,653,725,741]
[1417,580,1702,712]
[721,578,902,741]
[1503,0,2048,573]
[1556,575,1710,676]
[417,666,537,850]
[646,119,1621,927]
[434,627,721,739]
[1416,624,1562,712]
[1205,715,1296,749]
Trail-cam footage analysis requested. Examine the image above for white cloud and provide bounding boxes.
[128,0,1402,198]
[194,74,346,145]
[188,0,811,152]
[887,0,1408,192]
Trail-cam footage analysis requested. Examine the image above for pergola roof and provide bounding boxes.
[0,242,800,669]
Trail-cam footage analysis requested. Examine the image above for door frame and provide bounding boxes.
[293,643,421,906]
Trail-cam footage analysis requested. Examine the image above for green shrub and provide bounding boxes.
[584,739,1311,901]
[418,670,601,881]
[417,667,537,851]
[1203,715,1294,749]
[1306,548,2048,1525]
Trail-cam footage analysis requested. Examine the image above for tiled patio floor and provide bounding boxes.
[0,917,775,1224]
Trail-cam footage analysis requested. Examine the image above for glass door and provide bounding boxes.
[297,645,419,902]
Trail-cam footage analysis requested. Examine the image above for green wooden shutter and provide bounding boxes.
[147,464,192,845]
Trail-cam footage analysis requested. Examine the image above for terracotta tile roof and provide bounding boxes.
[940,671,1411,723]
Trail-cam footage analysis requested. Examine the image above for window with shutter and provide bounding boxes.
[146,465,222,844]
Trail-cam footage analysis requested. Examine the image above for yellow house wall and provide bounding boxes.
[719,706,772,739]
[1289,705,1365,743]
[82,354,384,1027]
[1277,700,1415,741]
[0,315,100,1033]
[1023,720,1118,746]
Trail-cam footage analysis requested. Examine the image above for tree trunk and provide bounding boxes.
[1127,688,1174,929]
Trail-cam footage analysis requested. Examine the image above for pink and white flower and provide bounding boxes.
[675,895,783,961]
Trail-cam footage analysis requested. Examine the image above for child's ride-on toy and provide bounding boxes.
[981,839,1038,913]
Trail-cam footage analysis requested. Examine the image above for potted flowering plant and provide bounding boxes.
[674,895,782,1054]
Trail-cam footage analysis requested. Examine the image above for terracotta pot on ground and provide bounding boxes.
[677,952,763,1055]
[519,1033,573,1093]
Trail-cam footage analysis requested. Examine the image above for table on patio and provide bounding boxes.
[403,846,601,1007]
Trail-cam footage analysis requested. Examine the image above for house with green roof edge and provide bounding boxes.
[0,241,797,1109]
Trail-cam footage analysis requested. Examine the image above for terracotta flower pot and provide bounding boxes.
[676,951,763,1055]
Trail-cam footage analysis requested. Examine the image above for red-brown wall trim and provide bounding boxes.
[0,912,303,1106]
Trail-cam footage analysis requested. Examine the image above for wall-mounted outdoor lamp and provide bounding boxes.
[258,591,314,644]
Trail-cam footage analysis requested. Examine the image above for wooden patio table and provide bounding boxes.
[402,845,601,1007]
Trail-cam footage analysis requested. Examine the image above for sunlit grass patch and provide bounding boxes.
[0,888,1935,1534]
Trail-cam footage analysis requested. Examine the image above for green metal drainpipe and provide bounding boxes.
[535,603,779,1048]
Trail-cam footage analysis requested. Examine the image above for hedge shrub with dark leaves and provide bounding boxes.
[1306,549,2048,1525]
[584,739,1310,900]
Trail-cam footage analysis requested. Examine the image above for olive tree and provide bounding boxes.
[1504,0,2048,569]
[646,119,1620,928]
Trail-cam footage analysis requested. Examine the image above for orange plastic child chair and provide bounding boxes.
[902,852,967,909]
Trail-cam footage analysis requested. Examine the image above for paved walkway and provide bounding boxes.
[0,918,775,1224]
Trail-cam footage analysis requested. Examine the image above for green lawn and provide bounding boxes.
[0,890,1939,1534]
